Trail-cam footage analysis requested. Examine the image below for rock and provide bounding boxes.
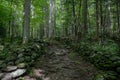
[55,51,65,56]
[0,61,4,68]
[7,62,14,65]
[42,77,50,80]
[0,45,4,51]
[94,74,105,80]
[2,69,26,80]
[1,73,12,80]
[11,69,26,78]
[33,69,45,78]
[35,44,40,48]
[2,66,17,72]
[18,76,36,80]
[0,63,7,69]
[0,73,5,78]
[18,54,24,58]
[17,63,26,69]
[16,58,25,64]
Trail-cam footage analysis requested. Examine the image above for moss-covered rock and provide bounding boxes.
[94,74,105,80]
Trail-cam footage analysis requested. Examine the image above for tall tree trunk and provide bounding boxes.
[53,0,56,37]
[49,0,53,38]
[13,5,17,38]
[83,0,88,34]
[100,0,104,44]
[72,0,77,37]
[96,0,100,39]
[23,0,31,44]
[106,0,111,33]
[117,0,120,32]
[44,6,49,38]
[77,0,82,41]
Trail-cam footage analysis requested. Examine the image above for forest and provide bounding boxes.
[0,0,120,80]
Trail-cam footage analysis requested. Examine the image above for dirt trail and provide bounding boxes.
[34,44,98,80]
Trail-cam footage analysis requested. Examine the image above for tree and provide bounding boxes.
[72,0,77,37]
[95,0,100,39]
[23,0,31,44]
[49,0,53,38]
[83,0,88,34]
[116,0,120,32]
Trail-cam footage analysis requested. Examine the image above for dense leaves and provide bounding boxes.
[54,37,120,79]
[0,40,48,69]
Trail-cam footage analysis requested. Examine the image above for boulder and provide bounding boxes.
[17,63,26,69]
[11,69,26,78]
[2,69,26,80]
[2,66,17,72]
[0,45,4,51]
[0,73,5,79]
[1,73,12,80]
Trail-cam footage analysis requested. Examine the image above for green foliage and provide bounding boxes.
[0,39,47,69]
[58,37,120,79]
[95,71,118,80]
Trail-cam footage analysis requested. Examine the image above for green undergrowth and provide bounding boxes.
[0,39,48,69]
[54,37,120,80]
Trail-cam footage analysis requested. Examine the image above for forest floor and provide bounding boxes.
[31,42,99,80]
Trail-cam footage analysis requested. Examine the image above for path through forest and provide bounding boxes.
[32,43,98,80]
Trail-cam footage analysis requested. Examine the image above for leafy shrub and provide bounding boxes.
[0,40,47,69]
[61,38,120,79]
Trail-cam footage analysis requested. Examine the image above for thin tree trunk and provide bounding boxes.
[83,0,88,34]
[53,0,56,37]
[100,0,104,44]
[96,0,100,39]
[72,0,77,37]
[117,1,120,32]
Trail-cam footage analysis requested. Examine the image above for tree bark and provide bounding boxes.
[117,0,120,32]
[83,0,88,34]
[96,0,99,39]
[23,0,31,44]
[49,0,53,38]
[106,0,111,33]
